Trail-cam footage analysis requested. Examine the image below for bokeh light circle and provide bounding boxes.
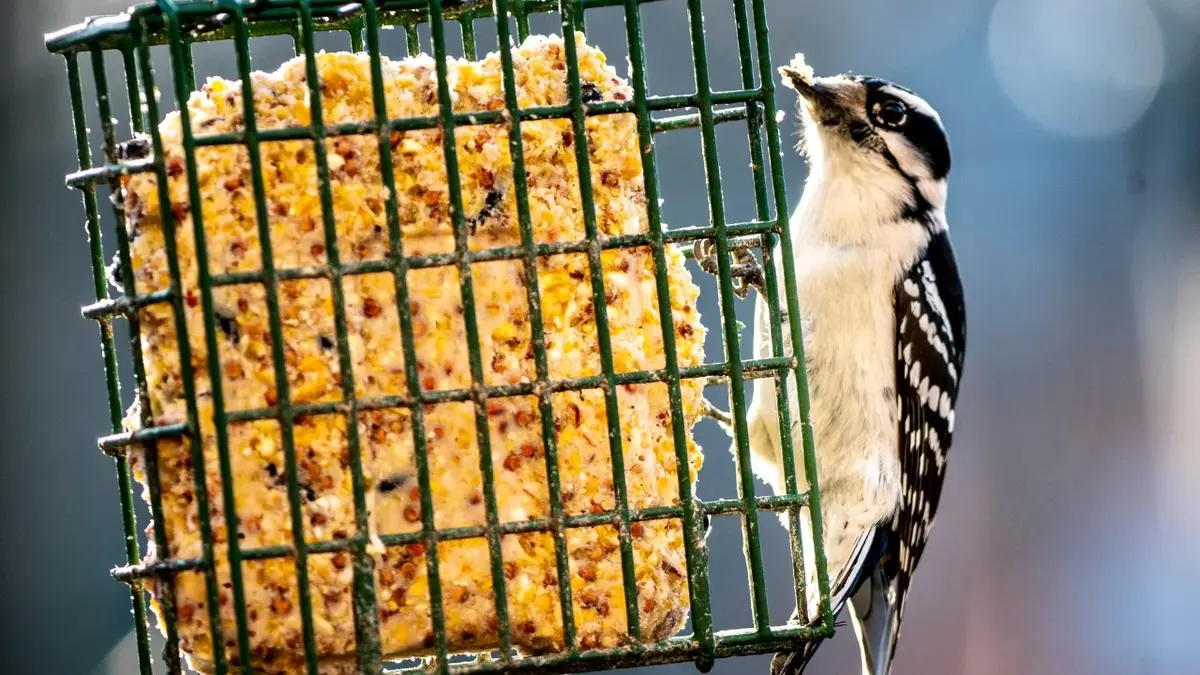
[988,0,1166,138]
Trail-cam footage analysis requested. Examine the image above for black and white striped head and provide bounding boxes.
[780,67,951,215]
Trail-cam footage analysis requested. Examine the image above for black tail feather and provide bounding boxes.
[769,637,825,675]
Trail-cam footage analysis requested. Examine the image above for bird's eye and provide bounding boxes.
[876,100,907,126]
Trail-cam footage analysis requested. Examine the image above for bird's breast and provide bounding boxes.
[786,244,902,520]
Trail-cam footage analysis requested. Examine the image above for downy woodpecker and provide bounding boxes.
[694,58,966,675]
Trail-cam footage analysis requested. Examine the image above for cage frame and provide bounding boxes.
[46,1,833,673]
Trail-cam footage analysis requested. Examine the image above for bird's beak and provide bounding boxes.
[779,67,839,116]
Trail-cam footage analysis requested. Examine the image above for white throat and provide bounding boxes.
[797,111,948,244]
[791,131,947,273]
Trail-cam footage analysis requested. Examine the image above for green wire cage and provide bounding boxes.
[45,1,832,673]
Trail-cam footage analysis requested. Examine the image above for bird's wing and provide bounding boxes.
[850,229,965,675]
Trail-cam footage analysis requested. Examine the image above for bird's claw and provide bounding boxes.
[692,236,767,299]
[692,238,721,276]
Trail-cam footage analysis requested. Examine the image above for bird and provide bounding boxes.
[693,57,966,675]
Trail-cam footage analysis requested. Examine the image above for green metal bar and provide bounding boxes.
[64,101,751,190]
[158,2,255,671]
[729,0,807,624]
[136,10,229,672]
[204,352,791,419]
[512,0,531,42]
[120,41,186,673]
[459,16,476,59]
[99,423,191,455]
[557,2,639,651]
[124,45,151,132]
[66,159,157,188]
[683,0,770,637]
[378,623,831,675]
[759,229,809,622]
[99,355,793,457]
[74,48,154,675]
[404,23,420,56]
[339,4,417,673]
[492,0,580,654]
[619,0,719,666]
[289,18,302,54]
[83,289,175,321]
[725,0,784,634]
[179,89,759,146]
[78,224,778,294]
[624,0,700,648]
[427,1,515,668]
[114,490,812,582]
[295,1,379,671]
[349,15,367,52]
[44,0,676,54]
[651,107,748,133]
[749,0,834,631]
[181,35,197,93]
[236,1,382,671]
[360,1,452,672]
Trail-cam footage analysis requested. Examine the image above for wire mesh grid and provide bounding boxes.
[46,1,832,673]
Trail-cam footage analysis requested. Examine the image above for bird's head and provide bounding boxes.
[779,60,951,219]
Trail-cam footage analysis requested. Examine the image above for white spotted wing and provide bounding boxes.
[888,229,965,645]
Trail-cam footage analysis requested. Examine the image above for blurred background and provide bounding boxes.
[2,0,1197,674]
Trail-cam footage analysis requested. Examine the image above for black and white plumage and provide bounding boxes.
[849,228,964,673]
[892,229,965,619]
[695,63,965,675]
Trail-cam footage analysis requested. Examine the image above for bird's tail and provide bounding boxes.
[770,527,889,675]
[768,636,825,675]
[847,566,902,675]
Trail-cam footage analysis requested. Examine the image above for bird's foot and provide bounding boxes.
[692,236,767,300]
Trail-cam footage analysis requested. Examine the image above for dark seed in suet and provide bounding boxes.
[214,306,240,343]
[468,189,505,234]
[377,474,411,494]
[581,82,603,103]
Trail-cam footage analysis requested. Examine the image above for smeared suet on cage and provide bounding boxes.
[118,33,707,674]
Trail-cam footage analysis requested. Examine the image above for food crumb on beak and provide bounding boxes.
[778,52,814,89]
